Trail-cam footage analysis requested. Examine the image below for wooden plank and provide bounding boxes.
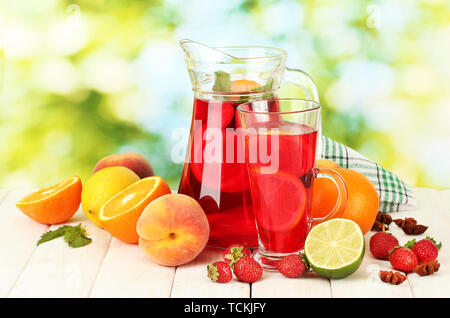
[89,238,175,298]
[8,209,112,298]
[437,189,450,212]
[171,247,250,298]
[0,190,49,297]
[252,270,331,298]
[0,190,8,205]
[406,188,450,298]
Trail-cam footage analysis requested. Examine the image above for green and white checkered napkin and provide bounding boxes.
[321,136,416,213]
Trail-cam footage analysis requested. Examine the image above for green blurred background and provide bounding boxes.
[1,0,449,190]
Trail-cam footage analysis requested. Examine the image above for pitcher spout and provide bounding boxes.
[180,39,238,64]
[179,39,287,93]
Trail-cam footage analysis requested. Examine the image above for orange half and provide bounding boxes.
[98,176,171,244]
[16,176,82,224]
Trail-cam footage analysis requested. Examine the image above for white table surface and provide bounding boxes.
[0,187,449,298]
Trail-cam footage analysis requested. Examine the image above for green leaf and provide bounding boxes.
[300,253,310,271]
[37,225,72,246]
[425,236,442,250]
[226,246,247,268]
[37,224,92,248]
[404,239,416,249]
[250,78,274,93]
[212,71,231,92]
[389,245,401,254]
[63,224,92,248]
[207,264,219,282]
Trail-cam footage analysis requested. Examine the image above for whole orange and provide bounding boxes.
[310,168,379,234]
[316,159,341,169]
[310,160,343,220]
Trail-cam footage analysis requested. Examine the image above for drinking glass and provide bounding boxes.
[237,98,348,270]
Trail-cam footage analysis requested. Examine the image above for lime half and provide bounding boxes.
[304,218,365,279]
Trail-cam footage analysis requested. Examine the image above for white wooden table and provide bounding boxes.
[0,187,449,298]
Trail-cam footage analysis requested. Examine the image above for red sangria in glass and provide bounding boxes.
[238,99,348,269]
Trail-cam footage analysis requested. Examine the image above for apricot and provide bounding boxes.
[137,194,210,267]
[93,152,154,179]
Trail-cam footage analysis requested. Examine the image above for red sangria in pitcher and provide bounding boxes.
[178,40,320,248]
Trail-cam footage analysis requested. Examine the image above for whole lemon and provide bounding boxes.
[81,166,139,227]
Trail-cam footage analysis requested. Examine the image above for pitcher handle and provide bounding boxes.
[283,67,322,159]
[283,67,320,103]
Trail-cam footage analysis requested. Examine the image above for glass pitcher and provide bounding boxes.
[178,39,320,248]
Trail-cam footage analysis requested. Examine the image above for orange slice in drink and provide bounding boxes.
[16,176,82,225]
[98,176,171,243]
[230,79,262,92]
[250,170,307,232]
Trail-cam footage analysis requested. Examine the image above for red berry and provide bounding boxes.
[389,247,418,273]
[207,261,233,283]
[233,256,263,283]
[278,254,309,278]
[369,232,399,260]
[411,237,441,263]
[223,243,251,266]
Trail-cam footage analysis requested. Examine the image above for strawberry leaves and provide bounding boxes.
[404,237,442,250]
[207,264,219,282]
[300,253,310,271]
[224,246,246,267]
[425,236,442,250]
[404,239,416,250]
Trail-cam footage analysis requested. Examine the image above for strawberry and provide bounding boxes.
[369,231,399,260]
[389,246,418,273]
[207,261,233,283]
[407,236,441,263]
[278,253,309,278]
[223,243,251,267]
[233,256,263,283]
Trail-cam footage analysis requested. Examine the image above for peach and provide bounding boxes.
[137,194,210,267]
[93,152,154,178]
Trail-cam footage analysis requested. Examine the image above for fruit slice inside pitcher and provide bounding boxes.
[194,99,235,128]
[190,123,249,193]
